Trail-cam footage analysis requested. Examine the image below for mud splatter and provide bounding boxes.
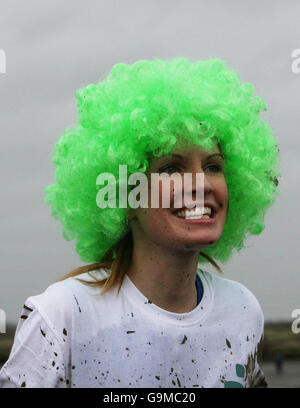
[126,331,135,334]
[23,304,33,312]
[20,315,28,320]
[220,374,226,384]
[155,375,160,380]
[21,381,26,387]
[73,295,82,313]
[244,353,255,384]
[246,334,268,388]
[225,338,231,348]
[181,335,187,344]
[63,328,67,336]
[40,327,46,337]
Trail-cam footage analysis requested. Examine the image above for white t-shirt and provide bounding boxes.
[0,267,267,388]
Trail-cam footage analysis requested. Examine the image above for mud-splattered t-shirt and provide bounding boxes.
[0,267,267,388]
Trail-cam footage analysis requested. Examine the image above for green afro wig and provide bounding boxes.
[45,57,281,265]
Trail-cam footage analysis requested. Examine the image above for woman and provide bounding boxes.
[0,57,280,388]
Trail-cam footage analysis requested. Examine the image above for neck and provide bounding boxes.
[126,234,199,313]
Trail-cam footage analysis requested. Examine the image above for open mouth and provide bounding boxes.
[173,206,216,220]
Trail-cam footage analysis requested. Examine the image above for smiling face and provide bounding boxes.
[128,141,228,253]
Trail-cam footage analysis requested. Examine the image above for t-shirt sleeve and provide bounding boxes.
[0,298,70,388]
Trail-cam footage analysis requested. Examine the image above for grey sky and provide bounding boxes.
[0,0,299,325]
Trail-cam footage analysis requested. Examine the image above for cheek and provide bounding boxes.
[222,184,229,205]
[218,182,229,219]
[135,207,173,243]
[138,208,164,230]
[216,177,228,202]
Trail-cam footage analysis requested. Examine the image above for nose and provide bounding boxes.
[190,167,213,196]
[203,174,214,195]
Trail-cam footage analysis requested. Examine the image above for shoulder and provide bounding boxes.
[23,268,110,341]
[199,268,264,330]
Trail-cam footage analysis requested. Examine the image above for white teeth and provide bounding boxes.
[175,207,212,219]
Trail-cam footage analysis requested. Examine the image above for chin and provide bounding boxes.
[161,236,218,253]
[179,231,223,250]
[183,241,217,251]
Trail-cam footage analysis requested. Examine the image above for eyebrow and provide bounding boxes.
[205,153,224,160]
[169,153,224,160]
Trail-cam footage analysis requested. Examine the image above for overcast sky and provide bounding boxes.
[0,0,299,326]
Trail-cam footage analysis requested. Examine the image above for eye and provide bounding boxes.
[205,164,223,173]
[158,164,182,174]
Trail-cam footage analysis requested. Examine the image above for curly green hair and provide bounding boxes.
[45,57,280,265]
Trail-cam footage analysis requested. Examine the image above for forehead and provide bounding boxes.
[170,142,221,157]
[154,140,222,163]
